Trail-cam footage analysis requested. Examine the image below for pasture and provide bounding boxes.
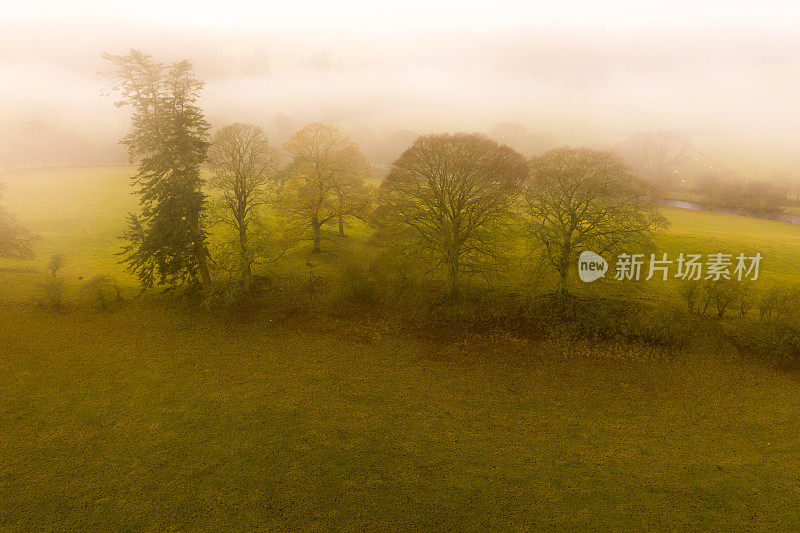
[2,166,800,529]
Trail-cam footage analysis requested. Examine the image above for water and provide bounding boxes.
[660,199,800,226]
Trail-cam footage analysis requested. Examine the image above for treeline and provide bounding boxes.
[99,50,661,303]
[3,50,799,368]
[698,174,788,214]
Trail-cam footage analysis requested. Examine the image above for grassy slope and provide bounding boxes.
[660,206,800,284]
[2,305,800,530]
[0,167,135,301]
[3,167,800,528]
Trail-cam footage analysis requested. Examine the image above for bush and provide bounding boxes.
[329,264,379,308]
[759,286,800,321]
[79,275,122,310]
[728,318,800,369]
[703,279,738,318]
[37,278,67,311]
[678,280,703,314]
[622,307,688,348]
[545,297,690,349]
[36,253,68,311]
[47,253,65,279]
[682,279,751,318]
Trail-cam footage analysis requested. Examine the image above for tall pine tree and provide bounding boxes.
[104,50,212,291]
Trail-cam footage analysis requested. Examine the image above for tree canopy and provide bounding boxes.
[208,122,280,290]
[523,147,665,296]
[377,133,527,297]
[280,123,370,252]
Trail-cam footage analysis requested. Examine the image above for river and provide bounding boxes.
[660,199,800,226]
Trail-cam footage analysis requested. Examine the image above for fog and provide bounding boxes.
[2,2,800,178]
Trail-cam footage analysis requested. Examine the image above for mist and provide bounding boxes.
[2,8,799,178]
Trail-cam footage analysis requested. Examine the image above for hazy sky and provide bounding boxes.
[2,0,799,175]
[7,0,800,30]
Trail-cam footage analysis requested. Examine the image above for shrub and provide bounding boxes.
[758,286,800,321]
[37,278,67,311]
[728,318,800,369]
[737,282,754,317]
[36,253,68,311]
[678,280,703,314]
[622,307,688,348]
[703,279,738,318]
[330,264,379,308]
[47,253,65,279]
[79,275,122,310]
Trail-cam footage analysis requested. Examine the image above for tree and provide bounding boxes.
[523,147,665,297]
[377,133,527,298]
[270,113,296,147]
[374,129,419,166]
[103,50,212,291]
[47,253,65,279]
[699,172,723,207]
[208,123,280,291]
[0,183,35,259]
[774,168,799,202]
[332,172,374,237]
[280,123,370,252]
[488,122,551,157]
[616,130,693,197]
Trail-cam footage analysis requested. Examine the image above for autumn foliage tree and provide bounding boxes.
[280,123,370,252]
[377,133,527,298]
[332,174,373,237]
[104,50,212,291]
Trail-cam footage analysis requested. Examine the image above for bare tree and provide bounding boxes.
[774,167,799,202]
[699,172,723,207]
[47,253,65,279]
[488,122,551,157]
[377,133,527,298]
[617,130,693,197]
[269,113,295,147]
[280,123,370,252]
[208,123,280,291]
[0,183,35,259]
[523,147,665,297]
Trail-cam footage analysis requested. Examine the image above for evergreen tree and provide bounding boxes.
[103,50,212,291]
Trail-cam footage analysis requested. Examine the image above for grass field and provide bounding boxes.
[3,305,800,529]
[2,166,800,529]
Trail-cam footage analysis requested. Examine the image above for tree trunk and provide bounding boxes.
[447,260,459,300]
[312,217,321,252]
[338,213,345,237]
[556,265,570,299]
[239,229,251,291]
[199,255,212,293]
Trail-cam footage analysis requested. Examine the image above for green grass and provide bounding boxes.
[660,206,800,284]
[2,305,800,529]
[3,166,800,528]
[0,166,136,302]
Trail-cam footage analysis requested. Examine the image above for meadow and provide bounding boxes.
[2,166,800,529]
